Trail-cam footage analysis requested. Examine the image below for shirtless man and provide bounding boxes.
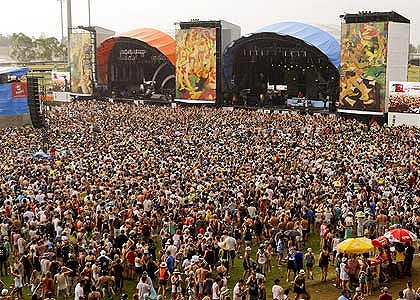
[377,211,388,236]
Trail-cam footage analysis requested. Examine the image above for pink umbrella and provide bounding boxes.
[384,228,417,243]
[372,236,389,248]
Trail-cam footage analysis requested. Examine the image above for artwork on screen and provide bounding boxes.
[389,81,420,114]
[176,28,217,101]
[339,22,388,112]
[70,32,93,95]
[52,71,70,92]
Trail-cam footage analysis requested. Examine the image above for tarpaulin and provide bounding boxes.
[0,67,30,79]
[0,83,29,115]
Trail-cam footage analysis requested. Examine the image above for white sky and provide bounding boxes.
[0,0,419,45]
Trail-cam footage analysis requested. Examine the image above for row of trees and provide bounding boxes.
[409,44,420,54]
[0,33,67,62]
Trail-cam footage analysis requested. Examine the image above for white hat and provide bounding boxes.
[100,250,106,256]
[299,269,305,275]
[1,289,8,295]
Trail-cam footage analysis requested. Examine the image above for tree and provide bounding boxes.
[34,37,67,61]
[10,33,36,62]
[409,43,417,53]
[10,33,67,62]
[0,34,11,47]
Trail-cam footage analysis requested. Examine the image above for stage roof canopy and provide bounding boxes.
[118,28,176,65]
[255,22,340,69]
[96,28,176,86]
[0,67,30,79]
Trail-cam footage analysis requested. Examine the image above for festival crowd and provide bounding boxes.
[0,101,419,300]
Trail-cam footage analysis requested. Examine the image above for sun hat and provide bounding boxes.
[299,269,305,275]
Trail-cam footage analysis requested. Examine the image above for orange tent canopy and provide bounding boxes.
[119,28,176,65]
[96,28,176,86]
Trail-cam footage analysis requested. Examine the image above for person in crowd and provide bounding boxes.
[379,287,392,300]
[319,246,330,282]
[304,248,314,280]
[403,281,416,300]
[271,278,283,300]
[293,269,307,300]
[338,289,351,300]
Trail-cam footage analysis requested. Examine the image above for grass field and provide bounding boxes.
[408,64,420,82]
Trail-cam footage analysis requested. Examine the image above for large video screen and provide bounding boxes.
[339,22,388,112]
[176,28,217,101]
[52,71,70,92]
[389,81,420,114]
[70,32,93,95]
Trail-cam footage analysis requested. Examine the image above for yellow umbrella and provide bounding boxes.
[337,237,374,254]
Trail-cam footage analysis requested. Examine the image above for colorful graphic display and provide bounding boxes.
[389,81,420,113]
[52,71,70,92]
[176,28,217,101]
[70,32,93,94]
[339,22,388,112]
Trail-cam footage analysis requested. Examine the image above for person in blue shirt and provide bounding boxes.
[276,237,284,266]
[307,208,314,232]
[337,289,351,300]
[294,249,304,272]
[165,251,175,274]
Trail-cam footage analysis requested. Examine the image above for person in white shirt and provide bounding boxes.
[74,280,84,300]
[272,278,284,300]
[136,276,151,300]
[143,198,152,212]
[233,279,245,300]
[212,277,221,300]
[403,281,416,300]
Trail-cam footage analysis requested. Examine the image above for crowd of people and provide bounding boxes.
[0,101,419,300]
[389,93,420,114]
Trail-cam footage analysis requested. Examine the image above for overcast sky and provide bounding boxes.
[1,0,419,45]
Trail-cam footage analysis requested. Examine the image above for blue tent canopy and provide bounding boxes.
[223,22,340,89]
[256,22,340,69]
[0,67,30,79]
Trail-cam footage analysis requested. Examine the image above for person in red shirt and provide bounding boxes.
[378,287,392,300]
[125,246,136,280]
